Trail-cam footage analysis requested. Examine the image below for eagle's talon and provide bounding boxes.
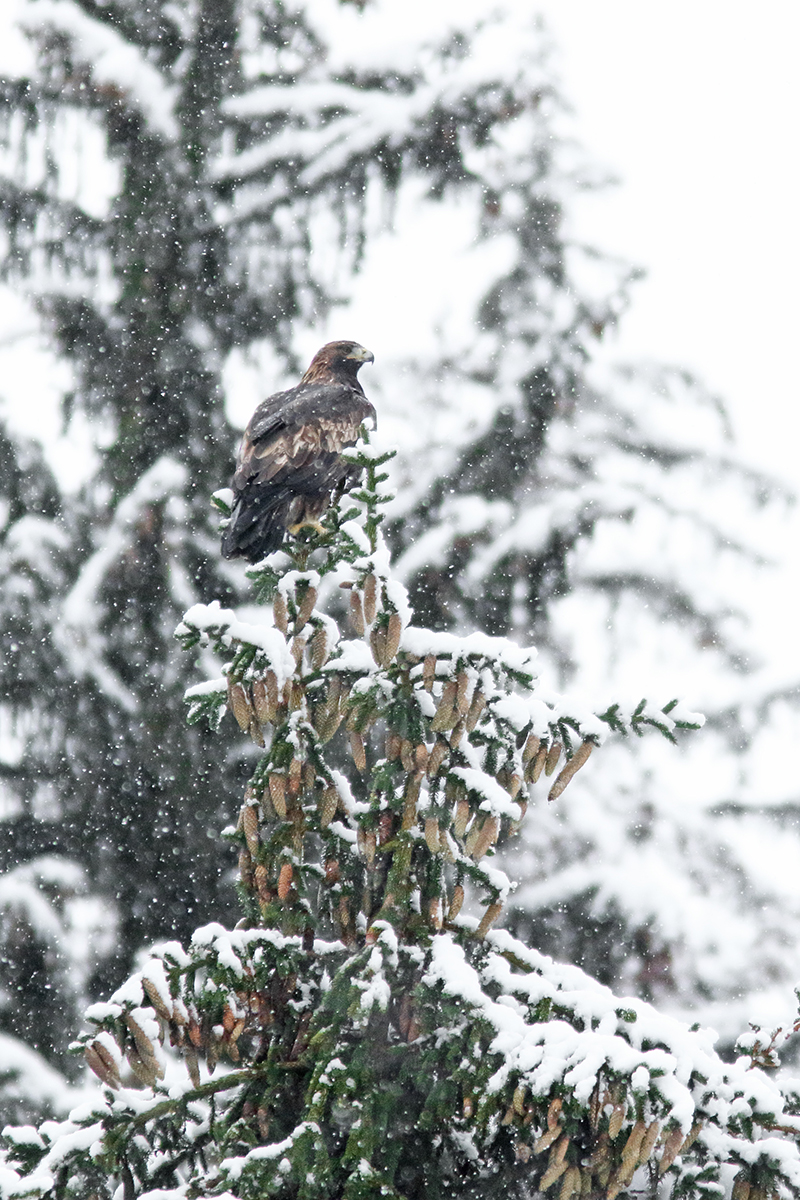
[288,519,327,538]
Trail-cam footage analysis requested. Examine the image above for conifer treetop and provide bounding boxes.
[6,445,799,1200]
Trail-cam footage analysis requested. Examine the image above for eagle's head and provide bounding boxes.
[301,341,375,386]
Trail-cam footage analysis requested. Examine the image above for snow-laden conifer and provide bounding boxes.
[0,0,587,1075]
[1,0,798,1123]
[7,449,800,1200]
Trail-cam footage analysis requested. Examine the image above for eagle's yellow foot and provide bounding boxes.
[288,519,327,537]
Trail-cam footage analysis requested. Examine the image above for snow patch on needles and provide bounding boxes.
[177,601,296,686]
[402,627,538,676]
[423,927,800,1170]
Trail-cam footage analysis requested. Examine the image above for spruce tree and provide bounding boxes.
[0,0,575,1070]
[0,0,793,1111]
[7,446,799,1200]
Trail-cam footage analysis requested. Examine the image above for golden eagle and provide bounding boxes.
[221,341,375,563]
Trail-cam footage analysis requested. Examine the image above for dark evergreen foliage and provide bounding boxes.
[3,453,798,1200]
[0,0,603,1086]
[0,0,789,1125]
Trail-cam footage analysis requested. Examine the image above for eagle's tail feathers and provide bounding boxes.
[221,490,291,563]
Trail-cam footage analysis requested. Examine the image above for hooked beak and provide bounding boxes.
[348,345,375,365]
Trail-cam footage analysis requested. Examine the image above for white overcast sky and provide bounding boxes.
[534,1,800,484]
[524,2,800,681]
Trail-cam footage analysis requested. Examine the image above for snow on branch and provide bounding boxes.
[215,7,551,222]
[56,456,187,711]
[7,917,800,1200]
[20,0,179,139]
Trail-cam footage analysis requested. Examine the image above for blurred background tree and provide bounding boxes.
[0,0,797,1119]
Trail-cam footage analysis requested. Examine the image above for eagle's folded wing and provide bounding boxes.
[222,380,374,562]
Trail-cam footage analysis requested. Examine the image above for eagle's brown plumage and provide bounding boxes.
[221,341,375,563]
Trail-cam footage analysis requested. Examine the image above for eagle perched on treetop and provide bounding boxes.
[221,341,375,563]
